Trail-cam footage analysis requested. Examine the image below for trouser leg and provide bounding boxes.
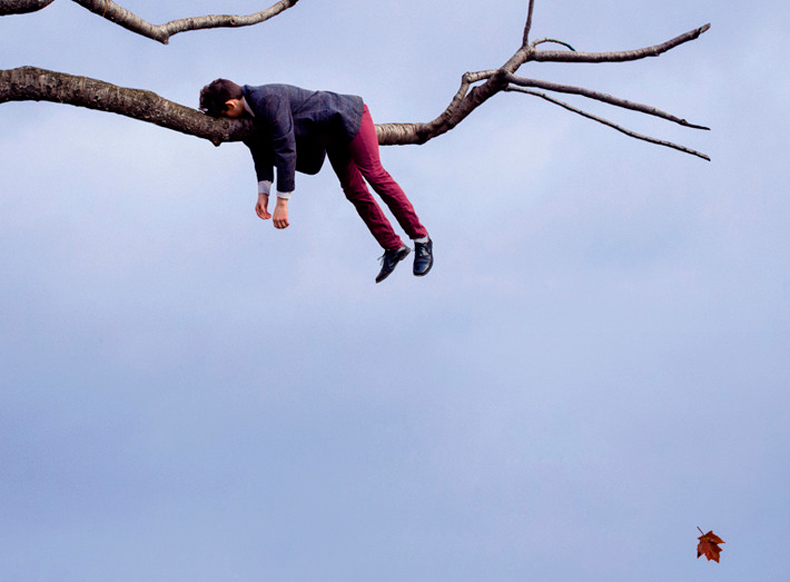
[328,145,403,250]
[348,105,429,240]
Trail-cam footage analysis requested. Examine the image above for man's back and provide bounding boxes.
[242,83,364,144]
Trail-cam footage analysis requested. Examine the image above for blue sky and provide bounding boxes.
[2,1,789,580]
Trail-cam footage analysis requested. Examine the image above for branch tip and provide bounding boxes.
[508,86,710,161]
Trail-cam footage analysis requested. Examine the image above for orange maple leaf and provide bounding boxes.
[696,527,725,562]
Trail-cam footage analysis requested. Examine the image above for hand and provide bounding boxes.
[273,197,290,229]
[255,193,271,220]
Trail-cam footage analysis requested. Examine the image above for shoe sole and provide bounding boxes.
[414,262,433,277]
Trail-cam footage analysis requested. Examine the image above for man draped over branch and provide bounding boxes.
[199,79,434,284]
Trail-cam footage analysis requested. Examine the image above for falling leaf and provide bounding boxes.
[696,527,725,562]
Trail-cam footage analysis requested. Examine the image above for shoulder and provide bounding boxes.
[243,85,296,120]
[244,84,279,100]
[243,84,308,99]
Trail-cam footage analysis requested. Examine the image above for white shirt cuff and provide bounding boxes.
[258,180,272,195]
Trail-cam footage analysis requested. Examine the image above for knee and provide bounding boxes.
[361,165,394,184]
[341,184,373,205]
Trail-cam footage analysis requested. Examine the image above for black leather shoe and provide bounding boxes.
[376,245,411,283]
[413,238,433,276]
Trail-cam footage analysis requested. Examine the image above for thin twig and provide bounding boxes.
[530,23,710,63]
[522,0,536,46]
[531,38,576,51]
[506,86,710,161]
[505,73,709,129]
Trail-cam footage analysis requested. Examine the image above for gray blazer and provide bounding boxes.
[242,84,364,193]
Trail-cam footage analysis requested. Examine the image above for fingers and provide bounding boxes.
[272,202,289,229]
[255,203,271,220]
[256,193,271,220]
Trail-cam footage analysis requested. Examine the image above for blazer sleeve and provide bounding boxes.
[244,135,274,185]
[260,95,297,193]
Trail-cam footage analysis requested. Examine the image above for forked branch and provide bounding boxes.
[508,87,710,160]
[377,21,711,159]
[0,2,711,159]
[503,73,710,130]
[0,0,299,43]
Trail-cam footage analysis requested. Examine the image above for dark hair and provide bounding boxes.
[199,78,243,117]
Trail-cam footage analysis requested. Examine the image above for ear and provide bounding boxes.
[223,99,235,112]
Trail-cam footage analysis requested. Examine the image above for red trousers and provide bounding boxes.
[328,105,428,250]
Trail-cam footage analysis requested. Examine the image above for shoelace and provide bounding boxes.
[378,247,407,264]
[378,250,396,265]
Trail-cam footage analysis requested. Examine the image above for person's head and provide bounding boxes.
[199,78,245,118]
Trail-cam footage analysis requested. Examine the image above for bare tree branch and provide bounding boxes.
[377,22,711,156]
[528,23,710,63]
[378,69,508,145]
[507,86,710,161]
[504,73,710,130]
[522,0,536,46]
[0,66,253,144]
[0,4,711,159]
[0,0,54,14]
[0,0,300,43]
[0,66,435,147]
